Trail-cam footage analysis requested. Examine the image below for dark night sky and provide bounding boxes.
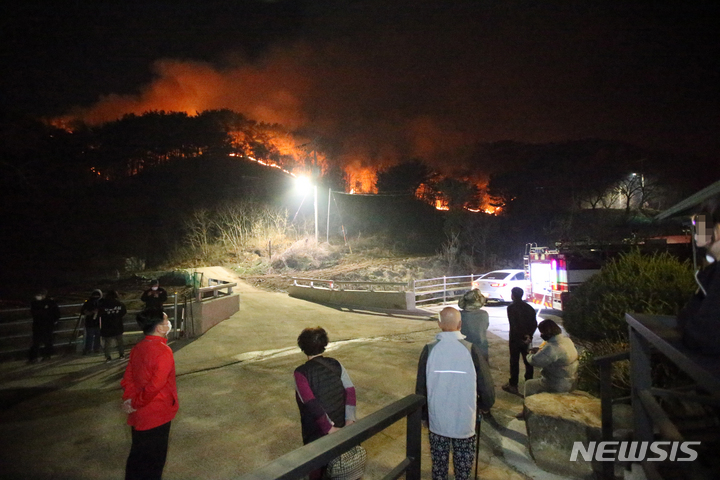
[2,0,719,169]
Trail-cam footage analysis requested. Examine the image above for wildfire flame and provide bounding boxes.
[343,161,378,194]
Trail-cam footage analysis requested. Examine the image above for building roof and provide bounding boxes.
[655,179,720,221]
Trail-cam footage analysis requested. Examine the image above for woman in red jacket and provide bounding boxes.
[121,310,178,480]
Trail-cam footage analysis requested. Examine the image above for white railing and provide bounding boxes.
[413,275,477,306]
[291,277,409,292]
[291,275,478,308]
[197,280,237,301]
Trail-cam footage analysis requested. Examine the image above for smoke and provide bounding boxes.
[60,1,718,177]
[65,47,313,129]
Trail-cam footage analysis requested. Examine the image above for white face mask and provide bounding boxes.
[35,295,44,301]
[151,286,159,291]
[162,322,172,337]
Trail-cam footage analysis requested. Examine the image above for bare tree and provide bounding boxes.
[183,208,214,257]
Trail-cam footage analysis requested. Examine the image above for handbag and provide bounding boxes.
[326,445,367,480]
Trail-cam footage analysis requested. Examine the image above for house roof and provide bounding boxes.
[655,179,720,221]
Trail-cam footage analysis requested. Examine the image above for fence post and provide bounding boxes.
[630,326,653,444]
[406,405,422,480]
[443,276,447,305]
[173,294,178,340]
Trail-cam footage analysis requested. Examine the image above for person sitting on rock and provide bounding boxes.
[524,319,578,398]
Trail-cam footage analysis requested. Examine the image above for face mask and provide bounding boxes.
[152,286,158,291]
[35,295,44,301]
[540,333,551,341]
[163,322,172,336]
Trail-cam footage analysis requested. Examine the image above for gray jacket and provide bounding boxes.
[526,334,578,392]
[416,331,495,438]
[460,309,489,360]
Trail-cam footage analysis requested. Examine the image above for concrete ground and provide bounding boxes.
[0,268,575,480]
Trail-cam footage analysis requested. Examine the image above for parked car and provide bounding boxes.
[471,269,528,303]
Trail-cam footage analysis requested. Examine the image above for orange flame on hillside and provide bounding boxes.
[343,161,378,194]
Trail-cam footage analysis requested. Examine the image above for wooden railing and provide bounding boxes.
[595,313,720,480]
[238,394,425,480]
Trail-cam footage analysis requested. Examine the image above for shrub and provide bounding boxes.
[576,340,631,397]
[563,249,696,342]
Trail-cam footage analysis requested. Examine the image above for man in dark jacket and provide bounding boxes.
[29,288,61,362]
[678,194,720,354]
[502,287,538,396]
[100,290,127,362]
[80,289,103,355]
[141,280,168,313]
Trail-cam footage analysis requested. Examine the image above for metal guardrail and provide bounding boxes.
[239,394,425,480]
[413,275,477,306]
[291,277,409,292]
[0,296,183,357]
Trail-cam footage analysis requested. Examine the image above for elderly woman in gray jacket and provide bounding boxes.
[524,319,578,398]
[458,289,489,361]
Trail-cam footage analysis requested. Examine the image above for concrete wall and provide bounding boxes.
[189,293,240,337]
[288,285,415,311]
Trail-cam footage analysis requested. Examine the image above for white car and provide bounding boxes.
[471,269,528,303]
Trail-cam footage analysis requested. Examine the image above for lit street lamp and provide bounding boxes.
[296,176,318,243]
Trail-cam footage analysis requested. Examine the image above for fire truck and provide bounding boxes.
[523,244,603,311]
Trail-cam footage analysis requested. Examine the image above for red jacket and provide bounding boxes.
[121,335,178,430]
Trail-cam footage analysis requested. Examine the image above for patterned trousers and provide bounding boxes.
[429,432,476,480]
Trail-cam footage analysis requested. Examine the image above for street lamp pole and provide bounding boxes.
[327,188,332,244]
[314,185,318,243]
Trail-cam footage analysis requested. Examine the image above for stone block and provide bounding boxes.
[524,391,601,479]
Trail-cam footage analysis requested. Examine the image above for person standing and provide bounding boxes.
[28,288,61,363]
[100,290,127,362]
[121,310,178,480]
[502,287,538,396]
[678,193,720,354]
[80,289,103,355]
[458,289,490,361]
[524,319,579,397]
[294,327,357,480]
[416,307,495,480]
[141,280,168,313]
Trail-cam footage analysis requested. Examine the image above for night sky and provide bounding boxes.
[3,0,719,170]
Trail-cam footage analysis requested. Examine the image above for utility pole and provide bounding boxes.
[314,185,318,243]
[327,188,332,244]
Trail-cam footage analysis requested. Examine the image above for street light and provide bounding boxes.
[296,176,318,243]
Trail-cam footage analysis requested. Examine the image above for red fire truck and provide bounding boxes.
[523,245,603,311]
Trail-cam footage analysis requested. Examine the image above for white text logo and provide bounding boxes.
[570,441,700,462]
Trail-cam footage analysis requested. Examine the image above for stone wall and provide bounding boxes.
[288,285,416,311]
[189,293,240,337]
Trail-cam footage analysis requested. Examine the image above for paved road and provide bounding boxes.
[0,268,571,480]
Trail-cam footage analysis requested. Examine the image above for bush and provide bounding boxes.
[576,340,631,397]
[563,249,696,342]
